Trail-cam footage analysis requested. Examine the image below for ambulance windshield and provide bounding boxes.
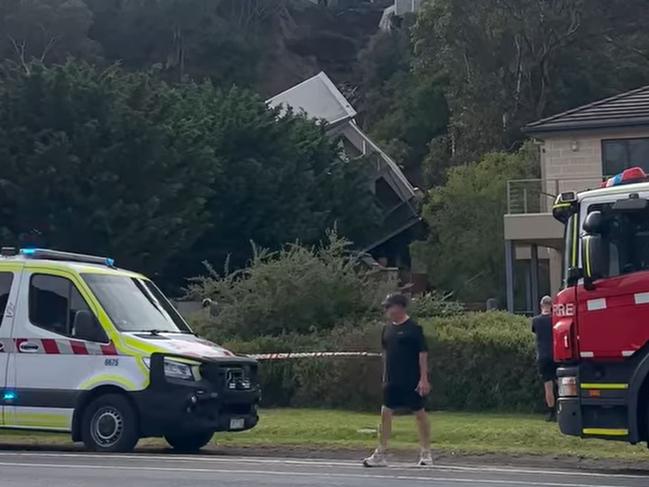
[82,274,191,333]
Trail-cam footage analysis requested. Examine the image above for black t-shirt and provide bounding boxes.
[381,318,428,387]
[532,314,553,361]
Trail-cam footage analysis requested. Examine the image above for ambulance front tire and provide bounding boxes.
[81,393,140,453]
[165,431,214,452]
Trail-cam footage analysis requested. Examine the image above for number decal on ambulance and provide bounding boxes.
[104,358,119,367]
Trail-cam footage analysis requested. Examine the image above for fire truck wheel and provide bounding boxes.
[165,431,214,452]
[81,393,139,452]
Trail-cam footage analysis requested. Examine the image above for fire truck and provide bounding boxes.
[553,166,649,445]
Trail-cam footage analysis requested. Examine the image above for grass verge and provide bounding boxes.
[2,409,648,462]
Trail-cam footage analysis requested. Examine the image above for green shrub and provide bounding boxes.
[409,291,464,318]
[426,311,541,411]
[218,311,544,412]
[188,232,393,340]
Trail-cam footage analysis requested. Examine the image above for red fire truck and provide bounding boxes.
[553,166,649,445]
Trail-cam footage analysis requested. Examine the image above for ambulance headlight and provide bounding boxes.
[163,359,194,381]
[143,357,196,381]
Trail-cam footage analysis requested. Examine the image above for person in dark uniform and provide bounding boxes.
[532,295,556,421]
[363,293,432,467]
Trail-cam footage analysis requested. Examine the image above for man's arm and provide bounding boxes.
[416,351,430,396]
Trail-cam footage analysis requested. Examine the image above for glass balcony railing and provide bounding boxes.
[506,177,605,215]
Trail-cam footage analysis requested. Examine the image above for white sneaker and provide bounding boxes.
[362,449,388,467]
[417,449,433,466]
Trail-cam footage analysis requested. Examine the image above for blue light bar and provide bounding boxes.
[3,391,16,401]
[20,248,116,268]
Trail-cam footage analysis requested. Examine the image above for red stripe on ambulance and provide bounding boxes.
[41,339,59,354]
[100,342,118,356]
[70,341,88,355]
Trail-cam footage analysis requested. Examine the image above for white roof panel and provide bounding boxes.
[266,72,357,126]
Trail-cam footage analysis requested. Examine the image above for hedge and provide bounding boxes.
[219,311,544,412]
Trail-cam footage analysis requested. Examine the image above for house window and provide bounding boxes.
[602,138,649,176]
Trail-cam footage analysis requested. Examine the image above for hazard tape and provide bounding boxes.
[249,351,381,360]
[0,338,118,356]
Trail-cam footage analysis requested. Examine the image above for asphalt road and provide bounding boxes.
[0,451,646,487]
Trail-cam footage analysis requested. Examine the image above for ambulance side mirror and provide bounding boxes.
[73,310,108,343]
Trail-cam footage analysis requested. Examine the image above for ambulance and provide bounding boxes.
[0,248,260,452]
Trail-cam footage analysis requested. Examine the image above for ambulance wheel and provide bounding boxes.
[81,394,139,452]
[165,431,214,452]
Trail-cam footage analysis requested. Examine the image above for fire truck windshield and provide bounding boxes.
[586,201,649,277]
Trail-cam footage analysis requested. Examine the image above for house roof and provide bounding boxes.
[525,85,649,135]
[266,72,357,127]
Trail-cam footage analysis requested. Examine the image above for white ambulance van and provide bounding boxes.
[0,248,260,452]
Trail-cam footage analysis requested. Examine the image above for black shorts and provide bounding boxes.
[382,383,425,411]
[538,358,556,382]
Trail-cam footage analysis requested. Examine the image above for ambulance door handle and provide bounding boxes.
[19,342,40,353]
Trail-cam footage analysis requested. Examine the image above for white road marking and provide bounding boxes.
[0,452,645,480]
[0,460,630,487]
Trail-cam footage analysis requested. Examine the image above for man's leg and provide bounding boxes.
[363,406,392,466]
[414,408,430,451]
[544,380,556,408]
[379,406,393,451]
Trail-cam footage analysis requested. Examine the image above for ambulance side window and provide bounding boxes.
[29,275,91,337]
[0,272,14,322]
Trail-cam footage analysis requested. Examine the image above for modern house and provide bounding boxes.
[504,85,649,313]
[267,71,422,277]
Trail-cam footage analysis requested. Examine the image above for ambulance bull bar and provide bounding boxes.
[147,351,258,390]
[136,352,260,437]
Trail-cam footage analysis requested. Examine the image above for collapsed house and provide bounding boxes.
[267,71,423,286]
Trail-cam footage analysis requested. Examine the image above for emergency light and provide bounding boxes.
[3,391,16,401]
[602,167,648,188]
[19,248,116,267]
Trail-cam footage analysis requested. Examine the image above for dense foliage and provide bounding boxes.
[411,146,538,303]
[189,233,392,339]
[0,0,284,89]
[218,311,542,412]
[0,62,380,286]
[357,0,649,185]
[3,0,649,299]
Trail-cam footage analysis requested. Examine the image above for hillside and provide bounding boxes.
[259,0,388,97]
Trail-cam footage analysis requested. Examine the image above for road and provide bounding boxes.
[0,451,646,487]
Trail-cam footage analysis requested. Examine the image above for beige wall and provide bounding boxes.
[541,129,649,178]
[537,128,649,211]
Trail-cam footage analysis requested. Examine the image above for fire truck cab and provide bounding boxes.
[553,167,649,444]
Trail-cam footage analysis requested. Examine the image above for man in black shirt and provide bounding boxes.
[532,295,556,421]
[363,293,431,467]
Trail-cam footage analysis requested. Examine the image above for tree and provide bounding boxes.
[0,0,100,70]
[169,90,382,282]
[413,0,649,166]
[0,62,380,288]
[0,62,218,275]
[85,0,283,86]
[411,145,537,303]
[359,17,448,187]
